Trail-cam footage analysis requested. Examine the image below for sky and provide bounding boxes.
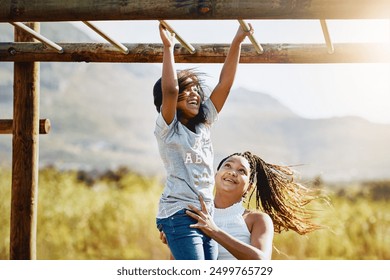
[72,19,388,124]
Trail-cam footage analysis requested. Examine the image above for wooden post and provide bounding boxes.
[10,22,40,260]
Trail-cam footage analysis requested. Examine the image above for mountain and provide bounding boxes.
[1,23,390,182]
[214,89,390,181]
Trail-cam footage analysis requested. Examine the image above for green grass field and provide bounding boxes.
[1,167,389,260]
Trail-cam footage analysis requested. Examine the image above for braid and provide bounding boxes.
[218,151,322,235]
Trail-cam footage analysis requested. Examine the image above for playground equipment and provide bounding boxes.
[0,0,389,260]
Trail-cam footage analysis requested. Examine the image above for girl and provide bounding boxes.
[187,151,323,260]
[153,23,253,260]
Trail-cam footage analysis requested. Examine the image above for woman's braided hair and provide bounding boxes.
[217,151,322,235]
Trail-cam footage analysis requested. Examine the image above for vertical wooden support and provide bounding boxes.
[10,22,40,260]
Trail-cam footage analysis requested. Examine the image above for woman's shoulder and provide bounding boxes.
[244,210,272,222]
[243,210,274,233]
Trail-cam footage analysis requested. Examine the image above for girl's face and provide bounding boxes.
[177,78,201,121]
[215,155,252,200]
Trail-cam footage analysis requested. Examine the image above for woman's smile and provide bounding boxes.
[222,175,238,184]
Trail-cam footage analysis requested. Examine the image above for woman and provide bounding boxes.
[185,151,323,260]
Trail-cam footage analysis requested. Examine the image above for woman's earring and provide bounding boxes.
[242,184,253,204]
[242,192,248,203]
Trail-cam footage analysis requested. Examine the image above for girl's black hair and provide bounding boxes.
[153,69,209,132]
[217,151,323,235]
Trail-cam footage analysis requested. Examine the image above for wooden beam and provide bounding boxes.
[0,0,389,22]
[1,42,389,63]
[10,22,40,260]
[0,119,51,134]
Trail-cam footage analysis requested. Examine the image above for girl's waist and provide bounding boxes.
[157,198,214,219]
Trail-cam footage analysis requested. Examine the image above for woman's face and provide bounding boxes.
[215,155,251,200]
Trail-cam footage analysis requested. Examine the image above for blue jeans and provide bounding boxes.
[157,209,218,260]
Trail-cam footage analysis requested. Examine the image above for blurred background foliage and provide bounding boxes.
[0,167,389,260]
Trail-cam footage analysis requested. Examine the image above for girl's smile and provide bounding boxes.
[177,84,202,123]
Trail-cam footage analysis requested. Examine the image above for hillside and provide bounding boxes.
[1,23,390,182]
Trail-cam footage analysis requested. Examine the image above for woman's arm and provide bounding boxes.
[209,24,253,113]
[159,23,179,125]
[186,196,274,260]
[243,212,274,260]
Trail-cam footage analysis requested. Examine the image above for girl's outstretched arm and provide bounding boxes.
[209,24,253,113]
[159,23,179,125]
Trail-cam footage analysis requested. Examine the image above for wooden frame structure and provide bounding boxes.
[0,0,389,260]
[1,0,389,21]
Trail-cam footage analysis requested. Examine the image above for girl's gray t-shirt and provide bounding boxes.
[154,98,218,219]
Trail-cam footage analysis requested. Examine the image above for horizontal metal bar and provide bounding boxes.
[238,19,263,54]
[159,20,195,54]
[83,21,129,54]
[320,19,334,54]
[10,22,63,53]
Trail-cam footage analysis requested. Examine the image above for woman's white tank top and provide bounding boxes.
[214,202,251,260]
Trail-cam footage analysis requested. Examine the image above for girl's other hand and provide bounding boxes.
[159,231,168,244]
